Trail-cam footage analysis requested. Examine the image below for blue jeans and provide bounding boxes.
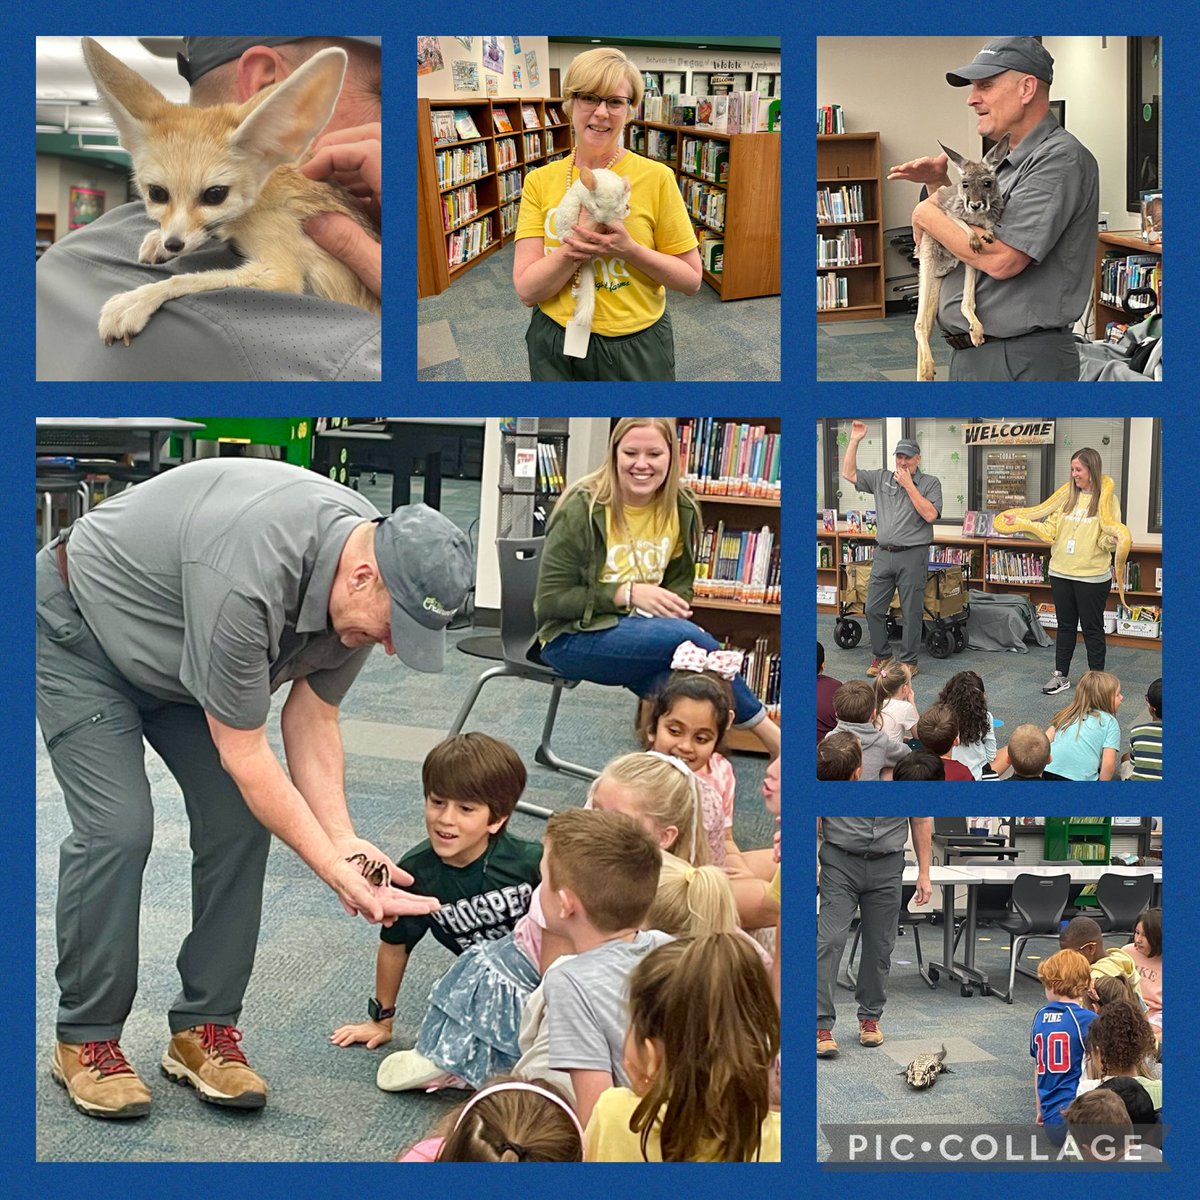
[539,615,766,728]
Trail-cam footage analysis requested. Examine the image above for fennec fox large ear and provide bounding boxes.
[231,47,347,170]
[81,37,172,156]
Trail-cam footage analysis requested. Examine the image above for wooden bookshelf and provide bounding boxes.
[417,97,573,298]
[624,120,779,300]
[1091,229,1161,339]
[36,212,56,260]
[817,523,1162,650]
[817,132,885,321]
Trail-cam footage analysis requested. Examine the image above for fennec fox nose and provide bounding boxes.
[164,236,185,253]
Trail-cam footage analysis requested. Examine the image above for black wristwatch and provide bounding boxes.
[368,998,395,1022]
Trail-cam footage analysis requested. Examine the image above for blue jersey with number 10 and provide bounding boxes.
[1030,1000,1097,1126]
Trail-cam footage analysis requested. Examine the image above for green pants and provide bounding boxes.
[526,307,676,381]
[36,543,271,1042]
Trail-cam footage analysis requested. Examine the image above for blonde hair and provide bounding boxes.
[1050,670,1122,740]
[590,751,710,866]
[873,659,911,711]
[626,934,779,1161]
[1006,723,1051,775]
[645,852,738,937]
[1037,948,1092,1001]
[561,47,644,122]
[554,417,701,557]
[1062,447,1104,519]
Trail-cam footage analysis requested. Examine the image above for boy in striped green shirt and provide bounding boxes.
[1125,677,1162,780]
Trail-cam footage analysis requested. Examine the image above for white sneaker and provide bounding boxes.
[1042,672,1071,695]
[376,1048,443,1092]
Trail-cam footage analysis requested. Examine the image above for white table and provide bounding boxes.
[36,417,205,470]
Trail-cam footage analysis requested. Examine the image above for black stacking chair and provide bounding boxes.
[1038,859,1087,917]
[993,872,1071,1004]
[1093,872,1156,940]
[449,538,598,817]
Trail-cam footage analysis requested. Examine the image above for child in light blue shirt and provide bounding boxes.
[1044,670,1123,781]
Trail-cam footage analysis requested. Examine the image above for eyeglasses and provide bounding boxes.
[574,92,632,113]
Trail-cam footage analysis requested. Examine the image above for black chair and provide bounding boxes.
[449,538,598,817]
[1093,872,1155,939]
[839,881,936,991]
[1038,859,1087,917]
[992,872,1071,1004]
[931,817,1019,866]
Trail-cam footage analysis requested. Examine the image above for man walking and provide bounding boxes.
[841,421,941,676]
[817,818,932,1057]
[37,458,472,1119]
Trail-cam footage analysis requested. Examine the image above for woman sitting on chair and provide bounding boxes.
[533,417,780,757]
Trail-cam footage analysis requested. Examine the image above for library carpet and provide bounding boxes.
[818,314,951,382]
[418,239,780,382]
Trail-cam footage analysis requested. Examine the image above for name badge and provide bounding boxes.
[1066,538,1076,555]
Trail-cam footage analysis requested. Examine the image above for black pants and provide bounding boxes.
[1050,574,1109,676]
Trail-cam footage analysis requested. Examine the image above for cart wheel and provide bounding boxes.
[927,628,952,659]
[834,619,862,649]
[886,617,901,640]
[927,967,939,983]
[953,626,968,653]
[960,984,973,998]
[980,983,993,997]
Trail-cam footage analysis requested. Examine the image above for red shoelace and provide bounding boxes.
[198,1023,250,1065]
[79,1040,135,1076]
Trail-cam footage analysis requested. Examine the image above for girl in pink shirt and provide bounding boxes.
[1123,906,1162,1041]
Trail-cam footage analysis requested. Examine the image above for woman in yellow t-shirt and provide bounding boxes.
[513,47,701,381]
[584,933,781,1162]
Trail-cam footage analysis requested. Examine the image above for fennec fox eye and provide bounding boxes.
[202,186,230,206]
[146,185,169,204]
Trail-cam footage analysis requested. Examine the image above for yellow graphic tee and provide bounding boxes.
[600,504,682,586]
[516,154,699,337]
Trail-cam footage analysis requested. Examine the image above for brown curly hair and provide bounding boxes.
[1086,1000,1158,1079]
[937,670,990,745]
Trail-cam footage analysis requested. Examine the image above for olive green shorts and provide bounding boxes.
[525,307,676,381]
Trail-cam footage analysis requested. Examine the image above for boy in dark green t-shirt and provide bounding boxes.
[330,733,541,1050]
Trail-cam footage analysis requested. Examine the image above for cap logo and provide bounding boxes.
[423,595,453,617]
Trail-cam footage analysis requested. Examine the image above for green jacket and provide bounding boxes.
[534,488,700,645]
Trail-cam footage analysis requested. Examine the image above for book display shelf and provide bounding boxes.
[1091,230,1162,339]
[623,121,780,300]
[817,132,885,321]
[817,523,1162,650]
[417,97,572,298]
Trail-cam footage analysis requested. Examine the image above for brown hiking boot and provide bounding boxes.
[51,1039,151,1119]
[859,1018,885,1047]
[161,1024,267,1108]
[817,1028,839,1058]
[867,657,893,678]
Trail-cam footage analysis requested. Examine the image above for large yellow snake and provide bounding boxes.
[994,475,1132,607]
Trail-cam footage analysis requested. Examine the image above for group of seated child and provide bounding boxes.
[1031,909,1164,1157]
[817,641,1162,781]
[330,647,782,1162]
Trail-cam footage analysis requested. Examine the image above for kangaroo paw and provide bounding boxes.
[968,233,983,253]
[980,231,995,244]
[968,320,985,347]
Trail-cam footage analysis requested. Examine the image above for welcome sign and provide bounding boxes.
[962,420,1056,446]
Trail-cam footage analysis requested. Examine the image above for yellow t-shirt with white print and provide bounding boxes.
[600,504,682,587]
[515,153,698,336]
[1042,491,1122,579]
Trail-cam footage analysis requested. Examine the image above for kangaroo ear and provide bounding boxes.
[938,142,968,171]
[987,132,1012,164]
[81,37,171,155]
[232,47,346,168]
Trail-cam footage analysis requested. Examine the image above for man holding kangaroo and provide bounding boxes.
[889,37,1099,381]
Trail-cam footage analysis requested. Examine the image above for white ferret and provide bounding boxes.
[553,165,632,332]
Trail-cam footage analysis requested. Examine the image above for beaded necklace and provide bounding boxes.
[565,144,624,296]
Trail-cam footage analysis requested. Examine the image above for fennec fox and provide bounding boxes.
[81,37,380,346]
[914,134,1009,380]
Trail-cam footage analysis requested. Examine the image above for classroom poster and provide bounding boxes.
[417,36,443,75]
[455,37,474,51]
[482,36,503,73]
[452,60,479,91]
[525,50,539,86]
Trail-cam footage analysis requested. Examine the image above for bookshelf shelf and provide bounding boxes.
[817,132,885,321]
[624,120,780,301]
[817,523,1162,650]
[1091,229,1162,339]
[418,97,573,298]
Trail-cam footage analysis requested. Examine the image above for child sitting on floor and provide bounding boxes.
[891,749,945,780]
[1060,915,1145,1007]
[824,680,909,780]
[1044,670,1123,781]
[1123,677,1162,780]
[1031,949,1097,1144]
[874,660,919,745]
[1006,723,1052,780]
[817,730,862,781]
[938,670,1008,779]
[1076,1000,1161,1109]
[1122,907,1162,1043]
[584,934,780,1161]
[914,704,974,780]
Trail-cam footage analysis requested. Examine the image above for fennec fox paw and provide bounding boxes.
[98,285,163,346]
[137,230,172,264]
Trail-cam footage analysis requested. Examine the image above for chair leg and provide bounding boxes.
[913,923,936,989]
[448,663,509,736]
[42,491,52,549]
[533,682,599,781]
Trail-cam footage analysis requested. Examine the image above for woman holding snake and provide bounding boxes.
[994,447,1130,695]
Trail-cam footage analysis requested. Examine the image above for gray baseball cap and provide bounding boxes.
[947,36,1054,87]
[177,36,381,84]
[895,439,921,457]
[373,504,472,674]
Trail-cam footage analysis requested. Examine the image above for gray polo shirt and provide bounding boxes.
[939,113,1099,339]
[821,818,911,856]
[851,468,941,546]
[64,459,379,729]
